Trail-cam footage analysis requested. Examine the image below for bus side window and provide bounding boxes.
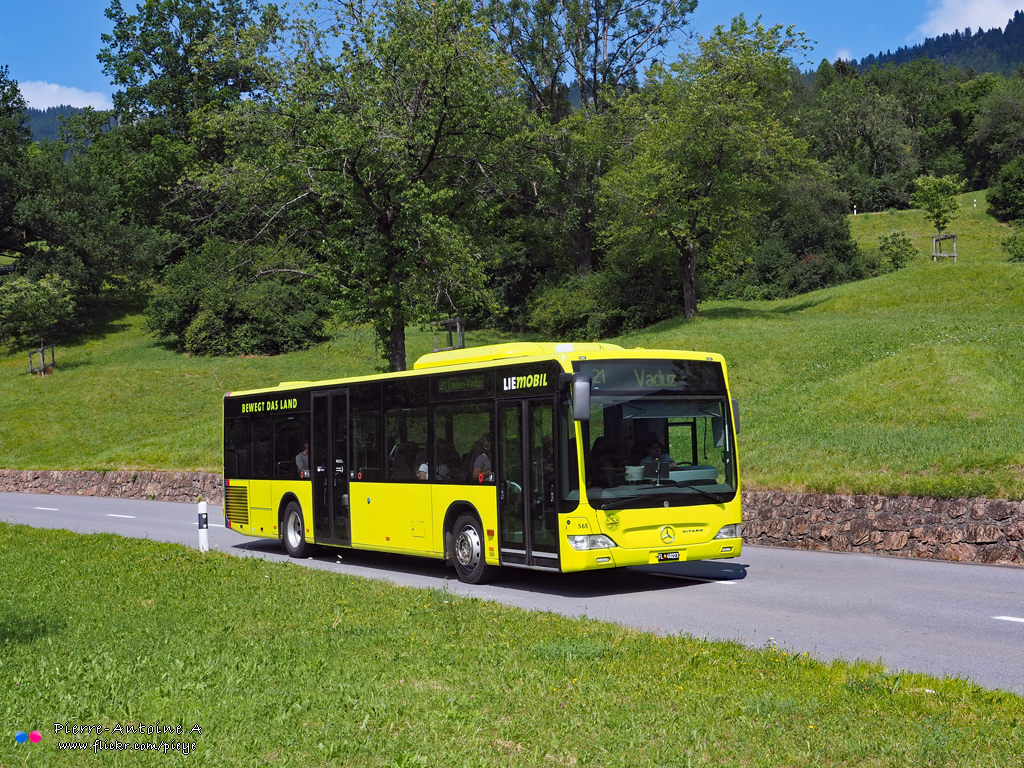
[273,414,310,479]
[433,402,494,485]
[252,417,273,480]
[224,418,249,479]
[383,380,428,483]
[352,384,382,481]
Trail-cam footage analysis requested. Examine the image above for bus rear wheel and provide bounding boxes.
[283,501,310,558]
[452,513,494,584]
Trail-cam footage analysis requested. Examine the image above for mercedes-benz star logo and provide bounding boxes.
[660,525,676,544]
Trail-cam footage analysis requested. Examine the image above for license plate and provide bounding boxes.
[656,552,680,562]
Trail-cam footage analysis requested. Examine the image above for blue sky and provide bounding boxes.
[2,0,1022,109]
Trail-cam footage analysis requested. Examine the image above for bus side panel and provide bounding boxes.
[247,479,274,537]
[225,479,276,540]
[430,485,500,565]
[350,482,435,555]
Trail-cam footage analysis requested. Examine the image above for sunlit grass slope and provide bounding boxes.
[622,190,1024,498]
[1,525,1021,767]
[2,192,1022,497]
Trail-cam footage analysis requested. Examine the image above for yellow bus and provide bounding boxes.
[222,342,742,583]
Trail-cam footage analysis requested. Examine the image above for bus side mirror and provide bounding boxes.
[732,398,740,434]
[573,374,591,421]
[558,373,591,421]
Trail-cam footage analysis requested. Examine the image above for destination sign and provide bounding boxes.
[575,360,725,395]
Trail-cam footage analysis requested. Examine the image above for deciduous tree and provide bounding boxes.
[98,0,266,134]
[599,16,808,319]
[202,0,532,369]
[910,173,965,233]
[0,66,30,256]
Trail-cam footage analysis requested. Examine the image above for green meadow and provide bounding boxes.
[2,192,1022,499]
[1,526,1021,767]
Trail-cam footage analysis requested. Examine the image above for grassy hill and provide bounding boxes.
[2,192,1022,499]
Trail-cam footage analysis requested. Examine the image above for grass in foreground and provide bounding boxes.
[1,192,1023,498]
[1,525,1022,767]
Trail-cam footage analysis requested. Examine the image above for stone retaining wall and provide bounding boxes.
[2,470,1021,566]
[742,491,1024,567]
[0,469,223,505]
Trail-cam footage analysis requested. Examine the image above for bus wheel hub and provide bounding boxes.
[456,526,481,568]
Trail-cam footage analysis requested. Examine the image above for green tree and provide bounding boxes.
[861,60,971,179]
[910,174,965,233]
[13,127,171,293]
[0,66,30,256]
[485,0,698,277]
[970,75,1024,186]
[0,273,76,348]
[201,0,531,370]
[487,0,697,116]
[146,238,330,355]
[98,0,265,135]
[800,75,919,211]
[727,170,862,300]
[599,16,809,319]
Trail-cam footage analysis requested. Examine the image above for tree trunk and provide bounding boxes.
[388,322,407,372]
[681,241,698,319]
[575,214,594,275]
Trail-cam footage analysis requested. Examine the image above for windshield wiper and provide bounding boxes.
[599,493,674,511]
[656,480,723,503]
[596,482,723,510]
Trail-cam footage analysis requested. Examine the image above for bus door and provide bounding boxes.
[497,398,558,569]
[312,390,351,546]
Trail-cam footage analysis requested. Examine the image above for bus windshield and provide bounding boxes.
[575,360,737,509]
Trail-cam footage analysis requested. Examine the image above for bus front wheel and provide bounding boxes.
[283,502,310,558]
[452,513,494,584]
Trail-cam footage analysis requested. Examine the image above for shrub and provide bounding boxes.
[146,238,330,356]
[1002,222,1024,263]
[878,229,917,270]
[528,261,679,340]
[988,157,1024,222]
[721,173,864,299]
[528,275,599,339]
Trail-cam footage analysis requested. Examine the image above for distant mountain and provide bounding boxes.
[24,105,85,143]
[859,10,1024,75]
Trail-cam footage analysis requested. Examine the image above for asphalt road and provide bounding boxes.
[2,491,1022,695]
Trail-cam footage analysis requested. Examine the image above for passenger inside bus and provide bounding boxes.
[588,436,624,488]
[470,436,493,482]
[641,440,677,467]
[295,442,310,478]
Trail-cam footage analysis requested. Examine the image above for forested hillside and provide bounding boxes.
[3,1,1024,375]
[859,10,1024,75]
[24,105,83,142]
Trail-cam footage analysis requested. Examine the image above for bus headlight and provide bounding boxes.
[713,524,742,540]
[568,534,617,551]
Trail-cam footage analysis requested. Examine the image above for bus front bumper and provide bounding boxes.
[560,537,743,572]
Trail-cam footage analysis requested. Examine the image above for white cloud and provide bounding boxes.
[20,81,113,110]
[915,0,1021,40]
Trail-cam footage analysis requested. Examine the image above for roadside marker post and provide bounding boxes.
[198,501,209,552]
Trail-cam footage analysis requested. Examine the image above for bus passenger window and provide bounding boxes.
[224,418,249,479]
[274,415,310,479]
[252,417,272,479]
